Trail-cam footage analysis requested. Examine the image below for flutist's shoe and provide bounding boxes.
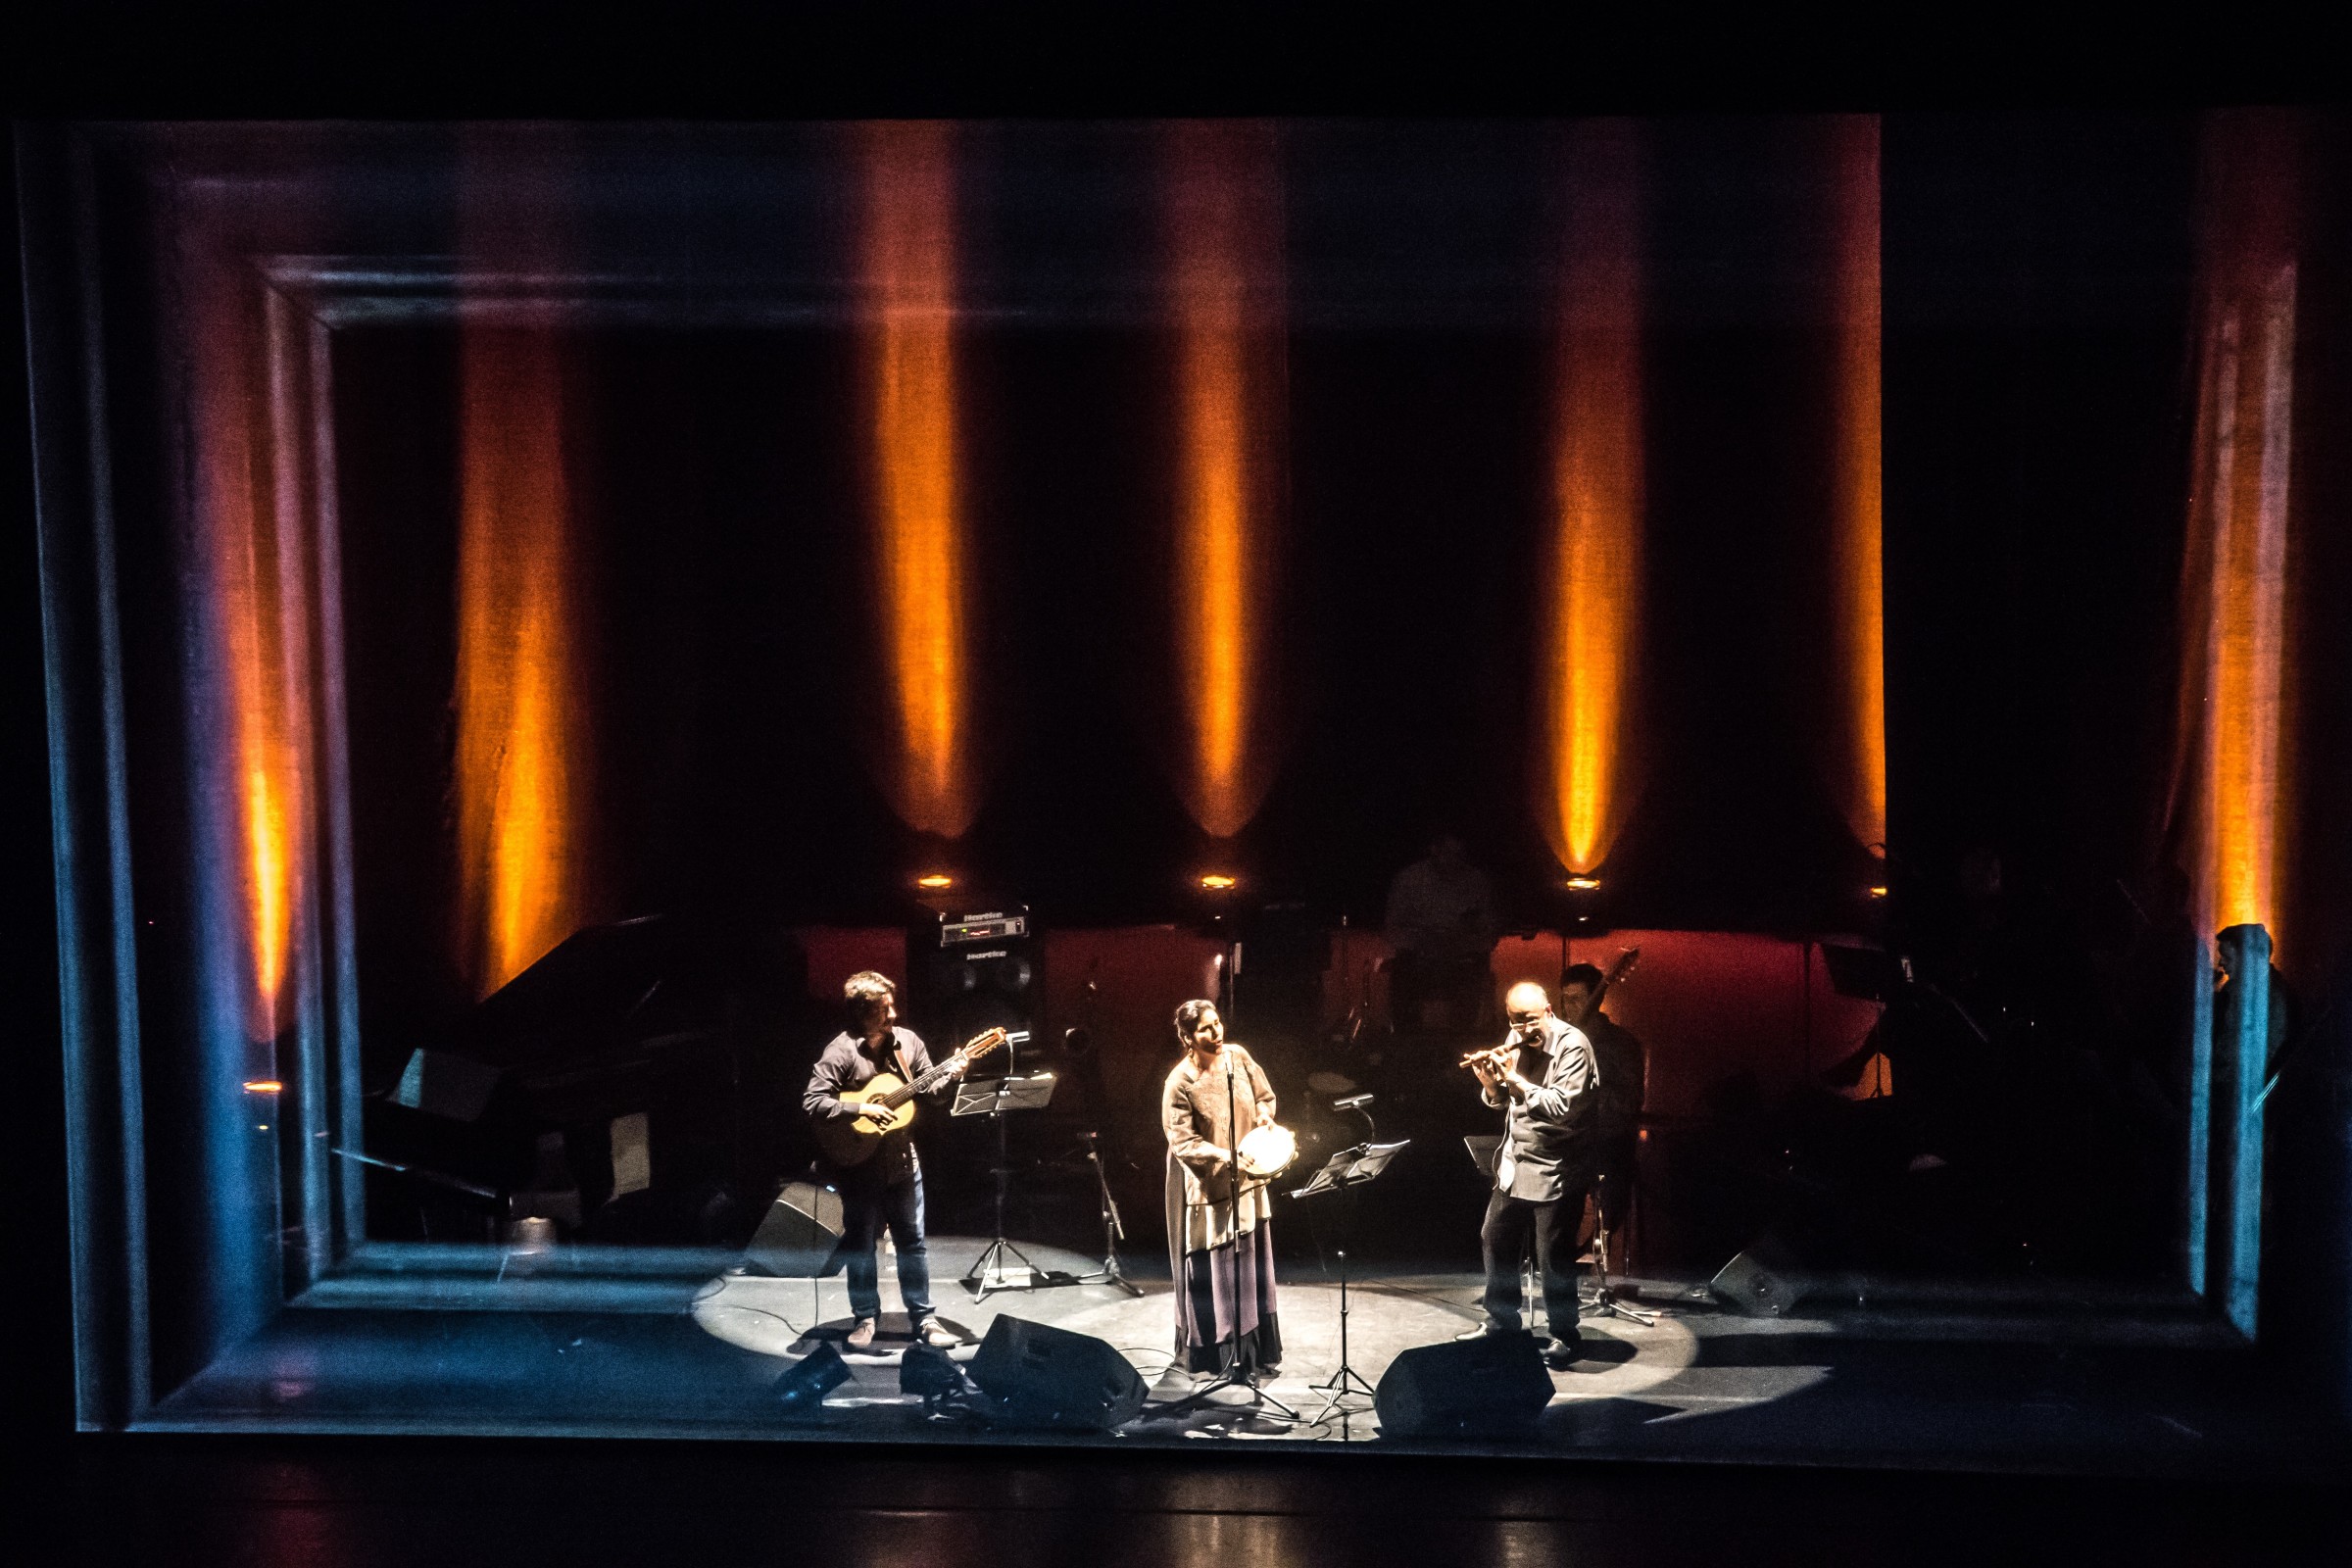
[915,1319,959,1348]
[1454,1322,1512,1342]
[845,1317,878,1350]
[1540,1336,1583,1369]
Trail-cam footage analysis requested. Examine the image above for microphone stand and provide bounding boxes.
[1072,1130,1142,1297]
[1177,1046,1296,1423]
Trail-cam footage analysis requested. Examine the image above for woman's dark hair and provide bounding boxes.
[1173,999,1217,1040]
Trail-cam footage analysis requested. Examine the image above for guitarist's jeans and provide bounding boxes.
[840,1173,933,1324]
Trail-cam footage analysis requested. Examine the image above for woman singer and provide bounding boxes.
[1160,1000,1283,1376]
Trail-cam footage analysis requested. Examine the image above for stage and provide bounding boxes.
[668,1236,2331,1470]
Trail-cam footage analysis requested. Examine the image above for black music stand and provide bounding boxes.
[1290,1139,1409,1424]
[954,1072,1060,1298]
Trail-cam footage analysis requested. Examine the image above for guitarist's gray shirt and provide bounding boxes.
[805,1026,938,1187]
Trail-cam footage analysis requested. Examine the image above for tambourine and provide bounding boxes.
[1236,1123,1298,1180]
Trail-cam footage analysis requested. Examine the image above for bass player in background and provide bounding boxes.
[803,970,968,1351]
[1560,960,1645,1247]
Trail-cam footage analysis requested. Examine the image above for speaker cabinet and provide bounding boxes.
[905,904,1038,1063]
[1709,1246,1806,1317]
[1373,1334,1553,1439]
[967,1315,1148,1432]
[744,1181,845,1278]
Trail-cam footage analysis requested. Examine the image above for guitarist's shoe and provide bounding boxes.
[845,1317,878,1350]
[915,1319,959,1349]
[1540,1336,1583,1369]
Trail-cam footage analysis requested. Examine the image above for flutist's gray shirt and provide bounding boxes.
[1483,1014,1601,1201]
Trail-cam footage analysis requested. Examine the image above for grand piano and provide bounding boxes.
[361,914,805,1245]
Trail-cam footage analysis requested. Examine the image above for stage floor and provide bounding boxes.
[687,1235,2344,1472]
[145,1231,2342,1475]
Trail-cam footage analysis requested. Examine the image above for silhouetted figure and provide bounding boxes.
[1384,832,1499,1033]
[1560,962,1643,1235]
[2215,923,2294,1076]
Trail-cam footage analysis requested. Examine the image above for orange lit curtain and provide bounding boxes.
[860,121,978,840]
[2171,112,2304,945]
[1825,115,1886,855]
[453,143,594,997]
[1165,121,1288,841]
[193,261,312,1044]
[1540,121,1644,876]
[453,330,589,995]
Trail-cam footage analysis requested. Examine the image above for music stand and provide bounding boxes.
[1290,1139,1408,1424]
[954,1073,1059,1298]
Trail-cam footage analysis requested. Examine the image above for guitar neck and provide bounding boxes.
[873,1056,959,1111]
[1593,949,1639,1006]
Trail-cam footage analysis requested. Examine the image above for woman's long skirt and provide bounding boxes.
[1175,1221,1282,1374]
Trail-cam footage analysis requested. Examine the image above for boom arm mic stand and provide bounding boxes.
[1072,1130,1142,1297]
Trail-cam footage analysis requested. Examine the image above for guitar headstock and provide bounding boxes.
[960,1027,1009,1065]
[1605,946,1642,987]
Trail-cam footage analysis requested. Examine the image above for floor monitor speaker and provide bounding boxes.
[744,1181,845,1278]
[967,1314,1148,1432]
[1373,1333,1553,1440]
[1709,1245,1806,1316]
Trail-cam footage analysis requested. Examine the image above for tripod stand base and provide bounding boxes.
[1172,1369,1300,1423]
[960,1237,1042,1298]
[1305,1364,1379,1424]
[1073,1261,1146,1298]
[1584,1289,1658,1326]
[961,1238,1093,1298]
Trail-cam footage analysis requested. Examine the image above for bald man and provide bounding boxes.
[1462,979,1601,1367]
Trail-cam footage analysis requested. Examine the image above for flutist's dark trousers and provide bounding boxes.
[1479,1184,1585,1342]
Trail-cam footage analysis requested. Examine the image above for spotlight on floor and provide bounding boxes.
[772,1343,850,1418]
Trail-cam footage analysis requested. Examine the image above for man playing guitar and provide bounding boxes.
[802,971,969,1351]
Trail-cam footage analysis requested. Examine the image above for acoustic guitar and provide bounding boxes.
[813,1027,1008,1168]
